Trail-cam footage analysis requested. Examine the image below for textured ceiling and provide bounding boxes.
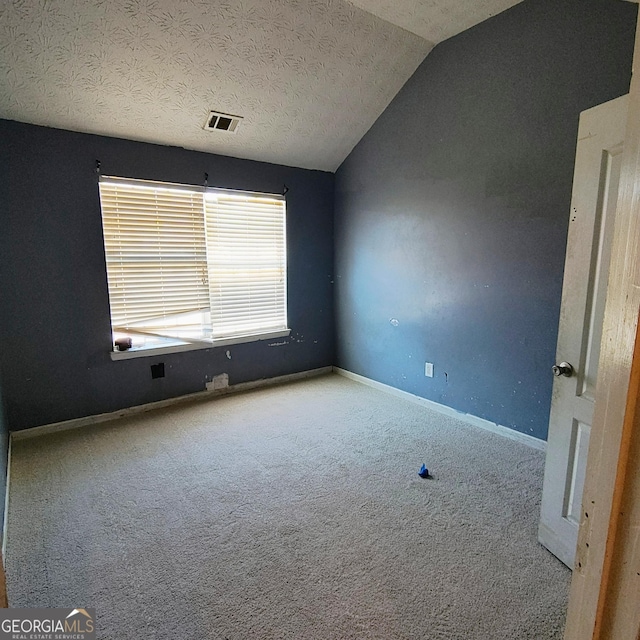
[0,0,520,172]
[346,0,522,43]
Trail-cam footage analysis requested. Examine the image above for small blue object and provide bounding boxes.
[418,464,430,478]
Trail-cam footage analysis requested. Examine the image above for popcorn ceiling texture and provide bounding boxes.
[0,0,432,172]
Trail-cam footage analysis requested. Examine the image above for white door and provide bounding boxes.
[539,95,628,569]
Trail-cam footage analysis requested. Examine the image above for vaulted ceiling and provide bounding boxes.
[0,0,522,172]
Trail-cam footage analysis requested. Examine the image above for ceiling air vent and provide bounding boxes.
[204,111,242,133]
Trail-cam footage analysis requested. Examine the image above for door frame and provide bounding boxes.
[564,5,640,639]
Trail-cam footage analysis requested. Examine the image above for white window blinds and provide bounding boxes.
[98,176,287,345]
[205,191,287,339]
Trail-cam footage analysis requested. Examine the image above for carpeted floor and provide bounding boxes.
[6,373,570,639]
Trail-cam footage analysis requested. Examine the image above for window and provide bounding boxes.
[98,176,288,354]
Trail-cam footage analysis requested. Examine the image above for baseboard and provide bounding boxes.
[333,367,546,451]
[11,366,333,441]
[10,364,545,451]
[2,437,11,560]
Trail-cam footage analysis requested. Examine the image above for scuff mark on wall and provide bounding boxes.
[206,373,229,391]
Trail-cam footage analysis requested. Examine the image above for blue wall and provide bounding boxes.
[334,0,637,439]
[0,1,636,440]
[0,122,335,430]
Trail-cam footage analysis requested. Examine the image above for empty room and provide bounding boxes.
[1,0,640,638]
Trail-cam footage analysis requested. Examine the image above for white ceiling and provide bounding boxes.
[0,0,522,172]
[348,0,522,43]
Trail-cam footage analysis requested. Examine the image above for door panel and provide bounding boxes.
[539,95,628,569]
[565,419,590,525]
[580,146,623,402]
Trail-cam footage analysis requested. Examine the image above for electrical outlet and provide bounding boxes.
[151,363,165,379]
[425,362,434,378]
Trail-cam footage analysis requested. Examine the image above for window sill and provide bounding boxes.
[109,329,291,360]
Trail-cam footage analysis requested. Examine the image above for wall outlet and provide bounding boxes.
[150,363,165,379]
[425,362,434,378]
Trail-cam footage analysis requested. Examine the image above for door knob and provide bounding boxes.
[552,362,574,377]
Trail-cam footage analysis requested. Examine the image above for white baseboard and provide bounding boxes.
[333,367,546,451]
[11,366,334,441]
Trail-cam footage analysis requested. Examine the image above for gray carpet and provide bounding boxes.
[6,373,570,639]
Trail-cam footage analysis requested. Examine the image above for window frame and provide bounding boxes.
[98,176,290,359]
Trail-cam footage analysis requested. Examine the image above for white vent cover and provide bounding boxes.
[204,111,243,133]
